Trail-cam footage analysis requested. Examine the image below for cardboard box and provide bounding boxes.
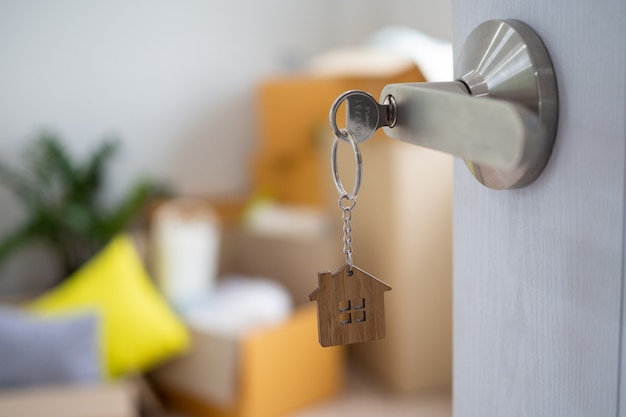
[151,226,345,417]
[0,382,136,417]
[250,57,452,394]
[154,306,343,417]
[253,63,425,207]
[225,228,342,304]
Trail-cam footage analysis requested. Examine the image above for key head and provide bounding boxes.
[330,90,390,144]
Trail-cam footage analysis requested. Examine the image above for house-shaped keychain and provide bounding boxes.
[309,264,391,347]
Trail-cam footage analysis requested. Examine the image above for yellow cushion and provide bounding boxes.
[30,234,189,378]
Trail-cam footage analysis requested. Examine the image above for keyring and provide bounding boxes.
[331,128,362,200]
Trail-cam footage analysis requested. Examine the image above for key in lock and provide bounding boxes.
[330,90,397,144]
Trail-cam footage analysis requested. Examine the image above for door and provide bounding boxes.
[452,1,626,417]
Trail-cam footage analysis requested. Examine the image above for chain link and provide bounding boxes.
[338,195,357,272]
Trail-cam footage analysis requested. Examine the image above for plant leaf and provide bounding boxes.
[101,180,157,238]
[31,132,77,184]
[80,139,118,197]
[0,161,41,208]
[0,134,163,279]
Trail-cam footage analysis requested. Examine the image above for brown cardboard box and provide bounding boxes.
[151,224,345,417]
[252,59,452,394]
[227,228,342,304]
[154,306,343,417]
[254,64,425,207]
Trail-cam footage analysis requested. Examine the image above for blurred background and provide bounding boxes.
[0,1,453,417]
[0,0,451,290]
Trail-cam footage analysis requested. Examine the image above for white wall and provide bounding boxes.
[0,0,451,292]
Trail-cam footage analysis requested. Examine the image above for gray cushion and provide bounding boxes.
[0,307,102,388]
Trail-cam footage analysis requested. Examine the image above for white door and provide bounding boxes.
[453,1,626,416]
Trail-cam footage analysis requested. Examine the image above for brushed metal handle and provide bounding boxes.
[381,81,544,171]
[380,20,558,190]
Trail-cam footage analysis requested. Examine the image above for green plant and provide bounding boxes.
[0,132,166,279]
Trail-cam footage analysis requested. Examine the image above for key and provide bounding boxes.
[329,90,396,144]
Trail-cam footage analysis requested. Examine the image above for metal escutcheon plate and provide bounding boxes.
[455,19,558,189]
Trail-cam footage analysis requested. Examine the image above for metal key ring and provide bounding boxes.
[331,128,362,200]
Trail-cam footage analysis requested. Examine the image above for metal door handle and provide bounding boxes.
[381,20,558,189]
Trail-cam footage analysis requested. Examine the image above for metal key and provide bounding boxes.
[329,90,396,144]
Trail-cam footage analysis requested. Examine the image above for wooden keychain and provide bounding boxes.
[309,94,392,347]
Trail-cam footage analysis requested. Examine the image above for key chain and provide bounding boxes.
[309,91,393,348]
